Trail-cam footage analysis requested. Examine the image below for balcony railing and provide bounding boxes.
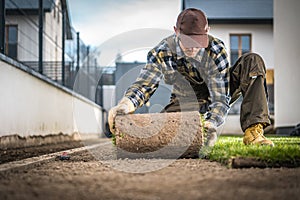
[22,61,76,90]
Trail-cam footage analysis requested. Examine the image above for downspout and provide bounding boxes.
[38,0,44,74]
[0,0,5,54]
[61,4,66,86]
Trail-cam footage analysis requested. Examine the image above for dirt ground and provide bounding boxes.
[0,140,300,200]
[0,141,85,164]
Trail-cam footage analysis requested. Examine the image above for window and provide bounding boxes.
[230,34,251,64]
[5,25,18,59]
[229,34,251,115]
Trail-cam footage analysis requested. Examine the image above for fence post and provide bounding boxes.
[61,5,66,86]
[0,0,5,54]
[86,45,90,98]
[38,0,43,74]
[76,32,80,72]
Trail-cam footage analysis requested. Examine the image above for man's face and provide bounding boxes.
[179,41,201,58]
[174,26,204,58]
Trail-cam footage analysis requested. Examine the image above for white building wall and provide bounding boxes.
[274,0,300,129]
[44,1,63,62]
[0,58,103,138]
[210,24,274,68]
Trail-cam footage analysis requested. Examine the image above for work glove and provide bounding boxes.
[108,97,135,135]
[199,120,218,158]
[203,120,218,147]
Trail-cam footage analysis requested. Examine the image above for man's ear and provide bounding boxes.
[174,26,179,36]
[206,26,210,33]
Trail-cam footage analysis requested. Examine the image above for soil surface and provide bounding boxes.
[0,141,85,164]
[0,140,300,200]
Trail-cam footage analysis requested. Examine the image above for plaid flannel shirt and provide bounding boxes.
[125,34,231,127]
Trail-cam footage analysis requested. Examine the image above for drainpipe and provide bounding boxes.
[38,0,43,73]
[61,5,66,86]
[0,0,5,54]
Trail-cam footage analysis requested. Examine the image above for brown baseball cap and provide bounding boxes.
[176,8,209,48]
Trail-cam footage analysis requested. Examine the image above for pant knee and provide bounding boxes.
[242,53,266,77]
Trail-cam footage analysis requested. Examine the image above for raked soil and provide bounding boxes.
[0,140,299,200]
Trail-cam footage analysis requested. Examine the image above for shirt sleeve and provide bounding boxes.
[124,48,164,108]
[205,40,231,127]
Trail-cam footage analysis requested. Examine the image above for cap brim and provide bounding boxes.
[179,34,209,48]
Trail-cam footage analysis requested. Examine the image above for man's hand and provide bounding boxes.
[203,120,218,147]
[108,97,135,135]
[199,120,218,158]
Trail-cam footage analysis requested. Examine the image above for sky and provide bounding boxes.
[68,0,181,64]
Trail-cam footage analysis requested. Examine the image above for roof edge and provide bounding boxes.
[208,18,273,25]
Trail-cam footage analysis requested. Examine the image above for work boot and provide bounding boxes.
[243,123,274,146]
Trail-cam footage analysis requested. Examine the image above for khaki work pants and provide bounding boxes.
[162,53,271,132]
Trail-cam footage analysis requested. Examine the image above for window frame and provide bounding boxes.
[5,24,18,60]
[229,33,252,64]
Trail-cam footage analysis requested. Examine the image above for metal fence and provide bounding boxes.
[21,60,75,88]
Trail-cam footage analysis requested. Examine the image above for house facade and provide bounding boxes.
[4,0,74,85]
[5,0,72,61]
[183,0,273,67]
